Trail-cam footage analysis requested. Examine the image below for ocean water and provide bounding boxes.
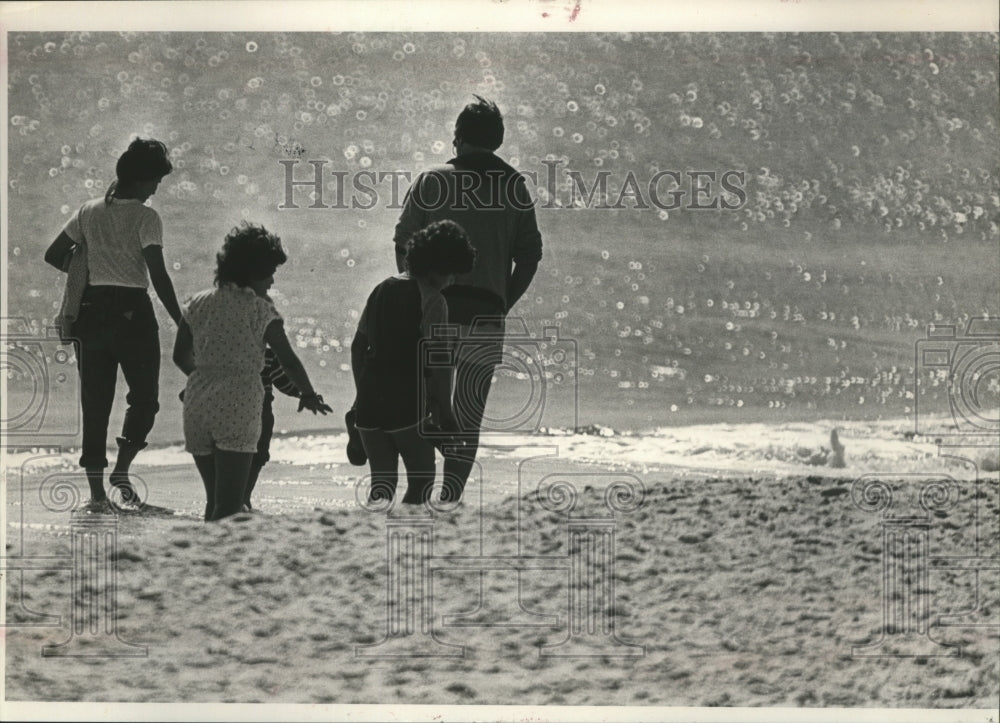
[7,414,998,484]
[4,32,999,440]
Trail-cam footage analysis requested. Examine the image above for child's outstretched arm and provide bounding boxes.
[264,319,331,415]
[172,319,196,376]
[142,246,183,324]
[262,347,300,398]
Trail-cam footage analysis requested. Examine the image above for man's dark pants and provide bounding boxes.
[439,330,502,502]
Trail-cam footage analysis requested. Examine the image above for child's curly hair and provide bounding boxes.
[215,222,287,287]
[404,220,477,278]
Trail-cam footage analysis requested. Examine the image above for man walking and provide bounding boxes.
[393,95,543,502]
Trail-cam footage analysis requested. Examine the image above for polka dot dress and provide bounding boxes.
[182,284,281,455]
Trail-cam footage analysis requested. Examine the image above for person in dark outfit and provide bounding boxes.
[392,96,543,502]
[351,220,476,505]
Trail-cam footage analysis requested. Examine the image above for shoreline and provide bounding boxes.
[4,413,996,483]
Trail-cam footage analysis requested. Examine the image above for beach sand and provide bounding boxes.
[4,438,998,708]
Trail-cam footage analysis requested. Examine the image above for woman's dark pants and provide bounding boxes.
[73,286,160,471]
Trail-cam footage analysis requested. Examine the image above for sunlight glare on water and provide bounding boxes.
[6,31,999,427]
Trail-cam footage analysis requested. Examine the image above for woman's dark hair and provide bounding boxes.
[116,137,173,183]
[405,220,476,278]
[106,137,173,203]
[215,222,287,287]
[454,95,504,151]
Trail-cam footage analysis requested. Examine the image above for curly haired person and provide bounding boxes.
[173,222,331,521]
[352,220,476,505]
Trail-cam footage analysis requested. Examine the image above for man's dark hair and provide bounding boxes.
[405,220,477,278]
[215,222,288,287]
[454,95,504,151]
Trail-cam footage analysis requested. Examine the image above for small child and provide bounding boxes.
[173,222,331,521]
[351,219,476,505]
[244,346,301,511]
[178,345,300,512]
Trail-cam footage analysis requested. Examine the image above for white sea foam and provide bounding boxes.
[4,414,995,480]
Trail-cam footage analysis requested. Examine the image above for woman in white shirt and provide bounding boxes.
[45,138,183,511]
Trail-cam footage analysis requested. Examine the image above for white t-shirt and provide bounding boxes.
[60,197,163,288]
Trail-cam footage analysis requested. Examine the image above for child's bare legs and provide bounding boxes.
[359,427,435,505]
[212,450,253,520]
[243,461,264,510]
[193,455,216,521]
[194,450,253,521]
[244,393,273,511]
